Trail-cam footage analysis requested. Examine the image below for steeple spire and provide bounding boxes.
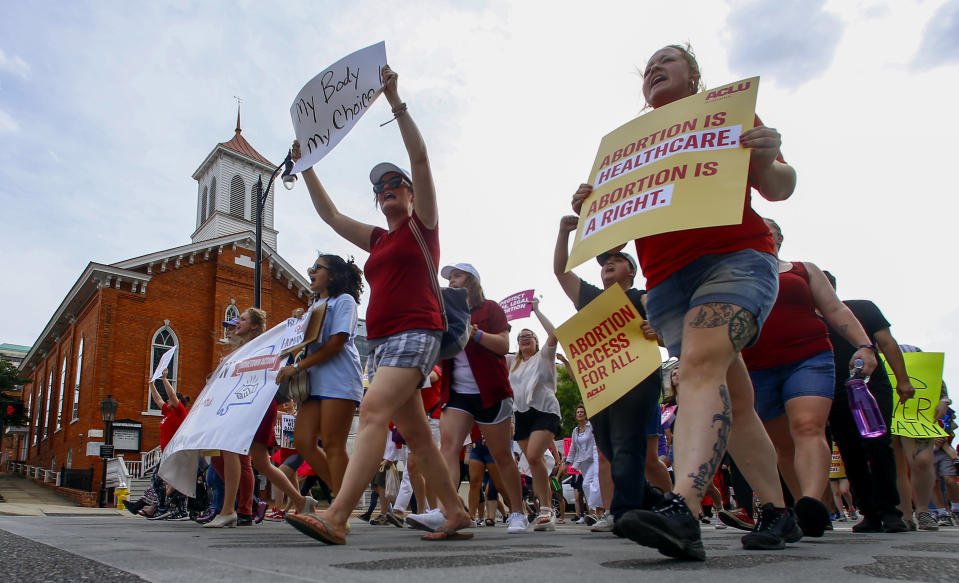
[234,96,243,134]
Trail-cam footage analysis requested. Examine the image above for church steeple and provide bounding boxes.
[190,109,278,250]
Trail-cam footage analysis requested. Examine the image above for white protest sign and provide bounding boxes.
[290,41,387,173]
[150,346,176,382]
[157,317,304,496]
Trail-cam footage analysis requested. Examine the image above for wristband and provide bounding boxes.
[292,362,300,371]
[475,330,483,343]
[857,344,874,351]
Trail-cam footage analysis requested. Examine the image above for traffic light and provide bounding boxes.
[3,402,24,418]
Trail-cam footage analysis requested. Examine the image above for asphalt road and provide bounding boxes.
[2,512,959,583]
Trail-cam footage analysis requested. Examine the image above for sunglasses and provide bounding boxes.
[517,334,536,341]
[307,264,329,275]
[372,177,410,194]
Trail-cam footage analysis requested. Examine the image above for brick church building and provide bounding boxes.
[13,117,322,491]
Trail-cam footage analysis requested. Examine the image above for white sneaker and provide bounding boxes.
[590,511,614,532]
[507,512,530,534]
[299,495,318,514]
[712,516,728,529]
[533,507,556,532]
[575,516,586,525]
[405,508,446,532]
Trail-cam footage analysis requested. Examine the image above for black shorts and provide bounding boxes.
[513,407,561,442]
[445,391,512,425]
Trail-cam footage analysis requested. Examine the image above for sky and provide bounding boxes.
[1,0,958,383]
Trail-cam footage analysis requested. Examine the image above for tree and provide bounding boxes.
[555,364,582,438]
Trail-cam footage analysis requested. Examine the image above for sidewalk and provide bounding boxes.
[0,471,124,517]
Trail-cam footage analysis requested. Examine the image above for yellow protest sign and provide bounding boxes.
[555,285,661,416]
[567,77,759,271]
[883,352,947,438]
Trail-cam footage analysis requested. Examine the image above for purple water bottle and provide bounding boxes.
[846,358,887,438]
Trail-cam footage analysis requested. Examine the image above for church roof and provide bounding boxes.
[192,111,275,179]
[219,110,272,166]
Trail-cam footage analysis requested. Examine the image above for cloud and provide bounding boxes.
[724,0,843,89]
[913,0,959,69]
[0,48,30,78]
[0,108,19,133]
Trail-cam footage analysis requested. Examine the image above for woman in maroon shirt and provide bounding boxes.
[742,218,877,537]
[286,66,471,544]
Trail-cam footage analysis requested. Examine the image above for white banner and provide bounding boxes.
[158,315,308,496]
[150,346,177,382]
[290,41,387,173]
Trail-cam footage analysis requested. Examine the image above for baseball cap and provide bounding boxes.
[596,251,637,272]
[441,262,481,283]
[222,318,239,328]
[369,162,412,185]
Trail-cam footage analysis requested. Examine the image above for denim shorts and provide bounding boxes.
[367,330,441,388]
[469,441,496,465]
[749,350,836,421]
[646,249,779,357]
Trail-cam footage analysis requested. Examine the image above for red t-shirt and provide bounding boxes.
[440,299,513,408]
[365,212,444,339]
[635,116,780,288]
[421,366,442,419]
[742,262,833,370]
[159,402,187,452]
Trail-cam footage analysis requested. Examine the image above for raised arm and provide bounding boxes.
[292,141,376,252]
[148,376,165,409]
[554,215,582,306]
[161,370,179,408]
[530,299,558,348]
[381,66,437,229]
[806,262,877,375]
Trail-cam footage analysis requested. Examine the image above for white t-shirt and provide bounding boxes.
[507,343,561,415]
[451,350,481,395]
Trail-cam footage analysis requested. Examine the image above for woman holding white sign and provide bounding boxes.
[571,44,807,559]
[286,65,472,544]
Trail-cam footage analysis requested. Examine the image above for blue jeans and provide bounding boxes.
[206,464,224,513]
[590,371,662,520]
[646,249,778,357]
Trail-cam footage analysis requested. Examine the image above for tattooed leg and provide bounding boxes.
[687,302,758,352]
[686,385,732,499]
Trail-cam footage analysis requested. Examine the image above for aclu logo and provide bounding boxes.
[705,81,751,101]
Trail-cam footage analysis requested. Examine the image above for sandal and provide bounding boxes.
[422,527,475,541]
[485,518,496,527]
[285,513,346,545]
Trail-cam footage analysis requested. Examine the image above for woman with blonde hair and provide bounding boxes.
[509,299,563,531]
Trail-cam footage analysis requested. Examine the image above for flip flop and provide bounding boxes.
[286,513,346,545]
[421,527,475,541]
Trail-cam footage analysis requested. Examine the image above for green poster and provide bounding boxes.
[882,352,947,438]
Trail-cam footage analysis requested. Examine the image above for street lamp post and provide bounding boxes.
[253,151,297,308]
[98,394,118,508]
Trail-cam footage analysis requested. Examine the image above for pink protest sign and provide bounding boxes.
[562,437,580,475]
[500,289,535,321]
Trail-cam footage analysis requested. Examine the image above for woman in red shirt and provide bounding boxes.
[742,218,877,537]
[571,44,811,559]
[285,66,471,544]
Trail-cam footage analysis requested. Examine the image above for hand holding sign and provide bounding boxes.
[150,346,177,382]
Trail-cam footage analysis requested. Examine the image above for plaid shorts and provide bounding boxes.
[367,330,441,388]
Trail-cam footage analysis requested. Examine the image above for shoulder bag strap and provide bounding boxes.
[408,218,448,329]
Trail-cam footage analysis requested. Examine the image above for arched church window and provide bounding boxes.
[223,304,240,340]
[148,327,178,412]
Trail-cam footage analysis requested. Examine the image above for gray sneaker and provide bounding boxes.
[917,511,939,531]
